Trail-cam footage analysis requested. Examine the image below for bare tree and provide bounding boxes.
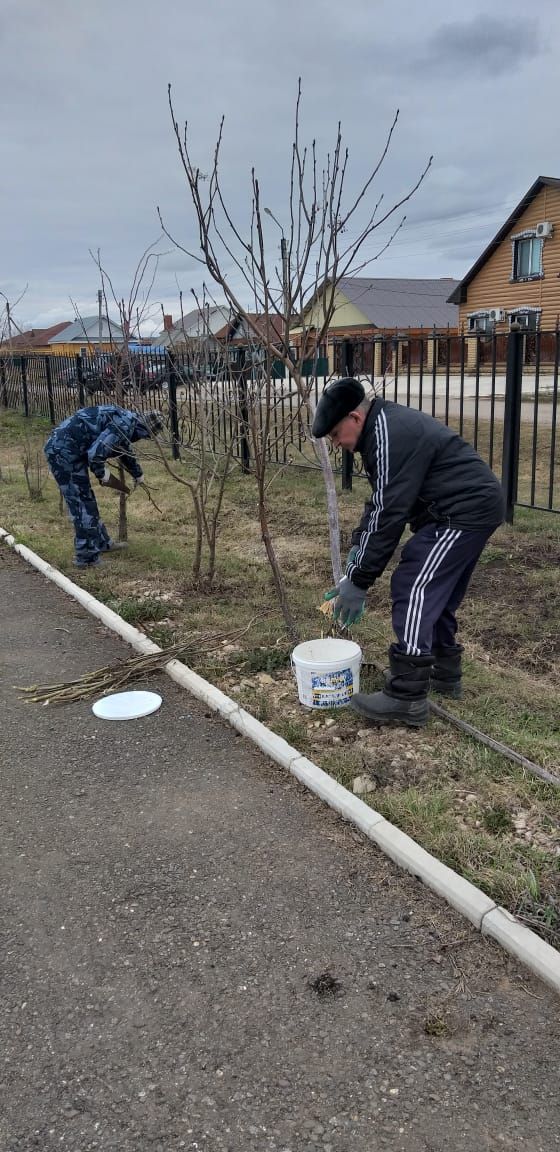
[144,303,242,589]
[90,244,165,541]
[159,82,431,638]
[0,289,30,411]
[90,253,243,587]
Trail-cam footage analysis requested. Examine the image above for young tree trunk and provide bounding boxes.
[314,435,342,585]
[257,482,299,644]
[118,479,128,542]
[190,490,204,584]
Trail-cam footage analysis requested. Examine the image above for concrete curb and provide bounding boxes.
[2,525,560,995]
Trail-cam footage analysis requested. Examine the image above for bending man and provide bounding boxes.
[312,378,505,728]
[44,405,163,568]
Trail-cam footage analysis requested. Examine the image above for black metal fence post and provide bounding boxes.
[237,348,251,474]
[45,355,55,426]
[76,355,86,407]
[0,358,7,408]
[21,356,29,417]
[341,339,354,492]
[501,324,524,523]
[166,351,181,460]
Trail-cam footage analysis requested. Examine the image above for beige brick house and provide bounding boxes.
[291,276,460,375]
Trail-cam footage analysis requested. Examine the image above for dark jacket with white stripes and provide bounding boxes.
[347,398,505,590]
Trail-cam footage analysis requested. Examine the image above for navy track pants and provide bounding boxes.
[390,524,495,656]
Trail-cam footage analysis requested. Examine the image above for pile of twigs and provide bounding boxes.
[16,622,254,706]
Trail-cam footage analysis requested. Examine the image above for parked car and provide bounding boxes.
[59,362,113,396]
[133,358,169,391]
[59,350,169,396]
[96,354,168,395]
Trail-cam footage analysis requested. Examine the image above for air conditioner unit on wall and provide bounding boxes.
[536,221,554,238]
[488,308,505,323]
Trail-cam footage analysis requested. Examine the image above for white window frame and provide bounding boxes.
[510,230,544,282]
[467,311,492,334]
[507,307,541,332]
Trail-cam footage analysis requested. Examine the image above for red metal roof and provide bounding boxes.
[2,322,72,350]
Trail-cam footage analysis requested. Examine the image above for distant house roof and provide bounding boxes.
[2,322,71,349]
[215,312,287,344]
[158,306,233,346]
[48,315,125,344]
[447,177,560,304]
[334,277,460,330]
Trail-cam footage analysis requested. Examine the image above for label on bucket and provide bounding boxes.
[311,666,354,708]
[292,637,361,709]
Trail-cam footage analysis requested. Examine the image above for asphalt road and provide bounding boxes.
[1,547,559,1152]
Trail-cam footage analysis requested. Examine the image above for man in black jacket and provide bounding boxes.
[312,378,505,728]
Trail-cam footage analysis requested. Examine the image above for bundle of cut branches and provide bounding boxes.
[16,622,255,706]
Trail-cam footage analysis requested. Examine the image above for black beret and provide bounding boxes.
[311,377,365,438]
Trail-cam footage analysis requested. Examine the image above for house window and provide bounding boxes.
[508,310,540,331]
[512,235,543,281]
[467,313,491,334]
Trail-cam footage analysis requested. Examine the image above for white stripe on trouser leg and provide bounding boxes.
[409,531,462,654]
[405,529,460,658]
[403,529,457,653]
[403,529,462,655]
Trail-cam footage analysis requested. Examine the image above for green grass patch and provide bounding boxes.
[104,596,170,625]
[482,805,515,835]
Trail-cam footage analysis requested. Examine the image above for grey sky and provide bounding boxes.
[2,0,559,333]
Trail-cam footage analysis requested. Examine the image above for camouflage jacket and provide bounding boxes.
[45,406,150,482]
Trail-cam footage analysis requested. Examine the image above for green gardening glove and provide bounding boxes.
[324,576,366,629]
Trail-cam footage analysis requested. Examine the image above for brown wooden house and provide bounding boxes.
[448,176,560,366]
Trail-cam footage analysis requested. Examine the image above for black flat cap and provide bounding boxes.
[311,377,365,438]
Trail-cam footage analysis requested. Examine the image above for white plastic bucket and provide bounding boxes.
[291,637,362,709]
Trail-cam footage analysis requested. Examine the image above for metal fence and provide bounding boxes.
[1,329,558,518]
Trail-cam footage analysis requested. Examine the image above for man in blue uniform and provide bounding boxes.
[312,379,505,728]
[44,405,163,568]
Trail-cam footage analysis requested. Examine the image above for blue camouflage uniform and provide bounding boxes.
[44,406,151,566]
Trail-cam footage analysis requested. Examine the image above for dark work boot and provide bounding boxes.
[350,646,433,729]
[101,540,129,553]
[73,555,101,569]
[431,644,463,699]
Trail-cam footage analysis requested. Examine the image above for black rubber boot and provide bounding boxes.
[350,646,433,729]
[431,644,463,699]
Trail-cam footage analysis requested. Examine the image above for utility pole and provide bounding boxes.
[281,236,289,346]
[205,300,210,378]
[6,301,13,346]
[97,289,103,359]
[263,207,290,348]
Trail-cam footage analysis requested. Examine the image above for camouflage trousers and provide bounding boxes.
[45,450,111,564]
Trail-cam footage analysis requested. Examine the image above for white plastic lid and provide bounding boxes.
[292,637,362,664]
[92,690,163,720]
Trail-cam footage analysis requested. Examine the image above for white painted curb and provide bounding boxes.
[2,526,560,995]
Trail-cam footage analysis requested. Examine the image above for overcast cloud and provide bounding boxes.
[2,0,559,333]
